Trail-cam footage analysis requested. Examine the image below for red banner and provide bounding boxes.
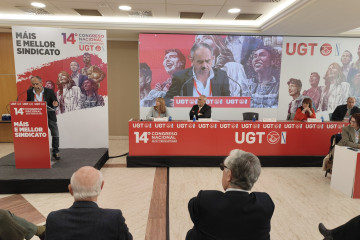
[173,97,251,108]
[10,101,51,168]
[129,121,346,157]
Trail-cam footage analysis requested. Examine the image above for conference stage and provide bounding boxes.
[127,120,346,167]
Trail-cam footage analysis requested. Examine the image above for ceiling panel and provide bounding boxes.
[166,4,222,19]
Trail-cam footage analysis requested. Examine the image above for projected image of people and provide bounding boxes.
[318,63,350,112]
[56,71,82,114]
[80,79,104,109]
[243,46,281,108]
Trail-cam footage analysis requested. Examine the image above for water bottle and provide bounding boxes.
[252,115,256,122]
[168,116,172,122]
[321,116,324,122]
[193,115,196,122]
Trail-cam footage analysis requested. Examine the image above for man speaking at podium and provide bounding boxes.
[27,76,60,160]
[165,42,230,106]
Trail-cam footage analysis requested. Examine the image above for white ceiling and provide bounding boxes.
[0,0,360,40]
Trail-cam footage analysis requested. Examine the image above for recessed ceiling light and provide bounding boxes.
[119,5,132,11]
[31,2,46,8]
[228,8,241,14]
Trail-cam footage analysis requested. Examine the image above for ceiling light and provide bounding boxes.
[119,5,132,11]
[228,8,241,14]
[31,2,46,8]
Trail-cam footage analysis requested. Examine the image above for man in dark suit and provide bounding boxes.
[189,95,211,120]
[186,149,275,240]
[165,42,230,106]
[27,76,60,160]
[331,97,360,121]
[319,216,360,239]
[45,166,132,240]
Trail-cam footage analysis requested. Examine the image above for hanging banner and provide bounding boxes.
[279,36,360,120]
[12,26,108,148]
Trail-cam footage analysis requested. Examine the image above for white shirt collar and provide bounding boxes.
[192,67,214,97]
[226,188,249,193]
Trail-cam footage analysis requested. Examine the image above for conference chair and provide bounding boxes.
[243,112,259,121]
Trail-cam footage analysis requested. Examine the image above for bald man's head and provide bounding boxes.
[69,166,103,201]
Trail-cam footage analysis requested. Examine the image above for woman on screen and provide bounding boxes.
[338,113,360,148]
[293,98,316,121]
[146,97,169,120]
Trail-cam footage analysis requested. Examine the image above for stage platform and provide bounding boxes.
[127,155,324,167]
[0,148,108,194]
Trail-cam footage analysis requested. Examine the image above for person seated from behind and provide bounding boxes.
[331,96,360,121]
[319,215,360,240]
[186,149,274,240]
[338,113,360,148]
[45,166,132,240]
[189,95,211,120]
[0,209,45,240]
[293,97,316,121]
[146,97,170,120]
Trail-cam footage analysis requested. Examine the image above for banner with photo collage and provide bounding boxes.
[12,26,108,148]
[139,34,360,121]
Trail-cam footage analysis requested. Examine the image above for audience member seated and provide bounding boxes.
[146,97,170,120]
[319,215,360,240]
[189,95,211,120]
[338,113,360,148]
[45,166,132,240]
[0,209,45,240]
[331,96,360,121]
[186,149,274,240]
[293,98,316,121]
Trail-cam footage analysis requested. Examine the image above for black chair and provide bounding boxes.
[243,112,259,121]
[329,113,332,121]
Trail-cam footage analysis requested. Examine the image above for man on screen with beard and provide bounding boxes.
[165,43,230,106]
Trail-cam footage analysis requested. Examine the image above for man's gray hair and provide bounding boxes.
[70,169,103,200]
[348,96,356,102]
[190,43,213,59]
[200,95,207,100]
[31,76,42,83]
[224,149,261,190]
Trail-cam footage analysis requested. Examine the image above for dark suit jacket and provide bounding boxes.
[186,190,274,240]
[189,104,211,120]
[45,201,132,240]
[165,67,230,106]
[331,104,360,121]
[26,87,58,122]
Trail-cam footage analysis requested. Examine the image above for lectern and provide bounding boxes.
[10,101,51,168]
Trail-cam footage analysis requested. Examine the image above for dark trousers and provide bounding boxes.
[48,119,59,153]
[332,215,360,240]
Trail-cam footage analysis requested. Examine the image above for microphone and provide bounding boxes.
[180,74,194,96]
[16,85,33,101]
[227,75,242,96]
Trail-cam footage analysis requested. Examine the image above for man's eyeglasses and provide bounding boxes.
[219,163,229,171]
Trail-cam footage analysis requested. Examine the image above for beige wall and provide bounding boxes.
[107,41,139,136]
[0,34,139,138]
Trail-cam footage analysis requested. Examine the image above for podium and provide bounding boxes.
[10,101,51,168]
[331,145,360,198]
